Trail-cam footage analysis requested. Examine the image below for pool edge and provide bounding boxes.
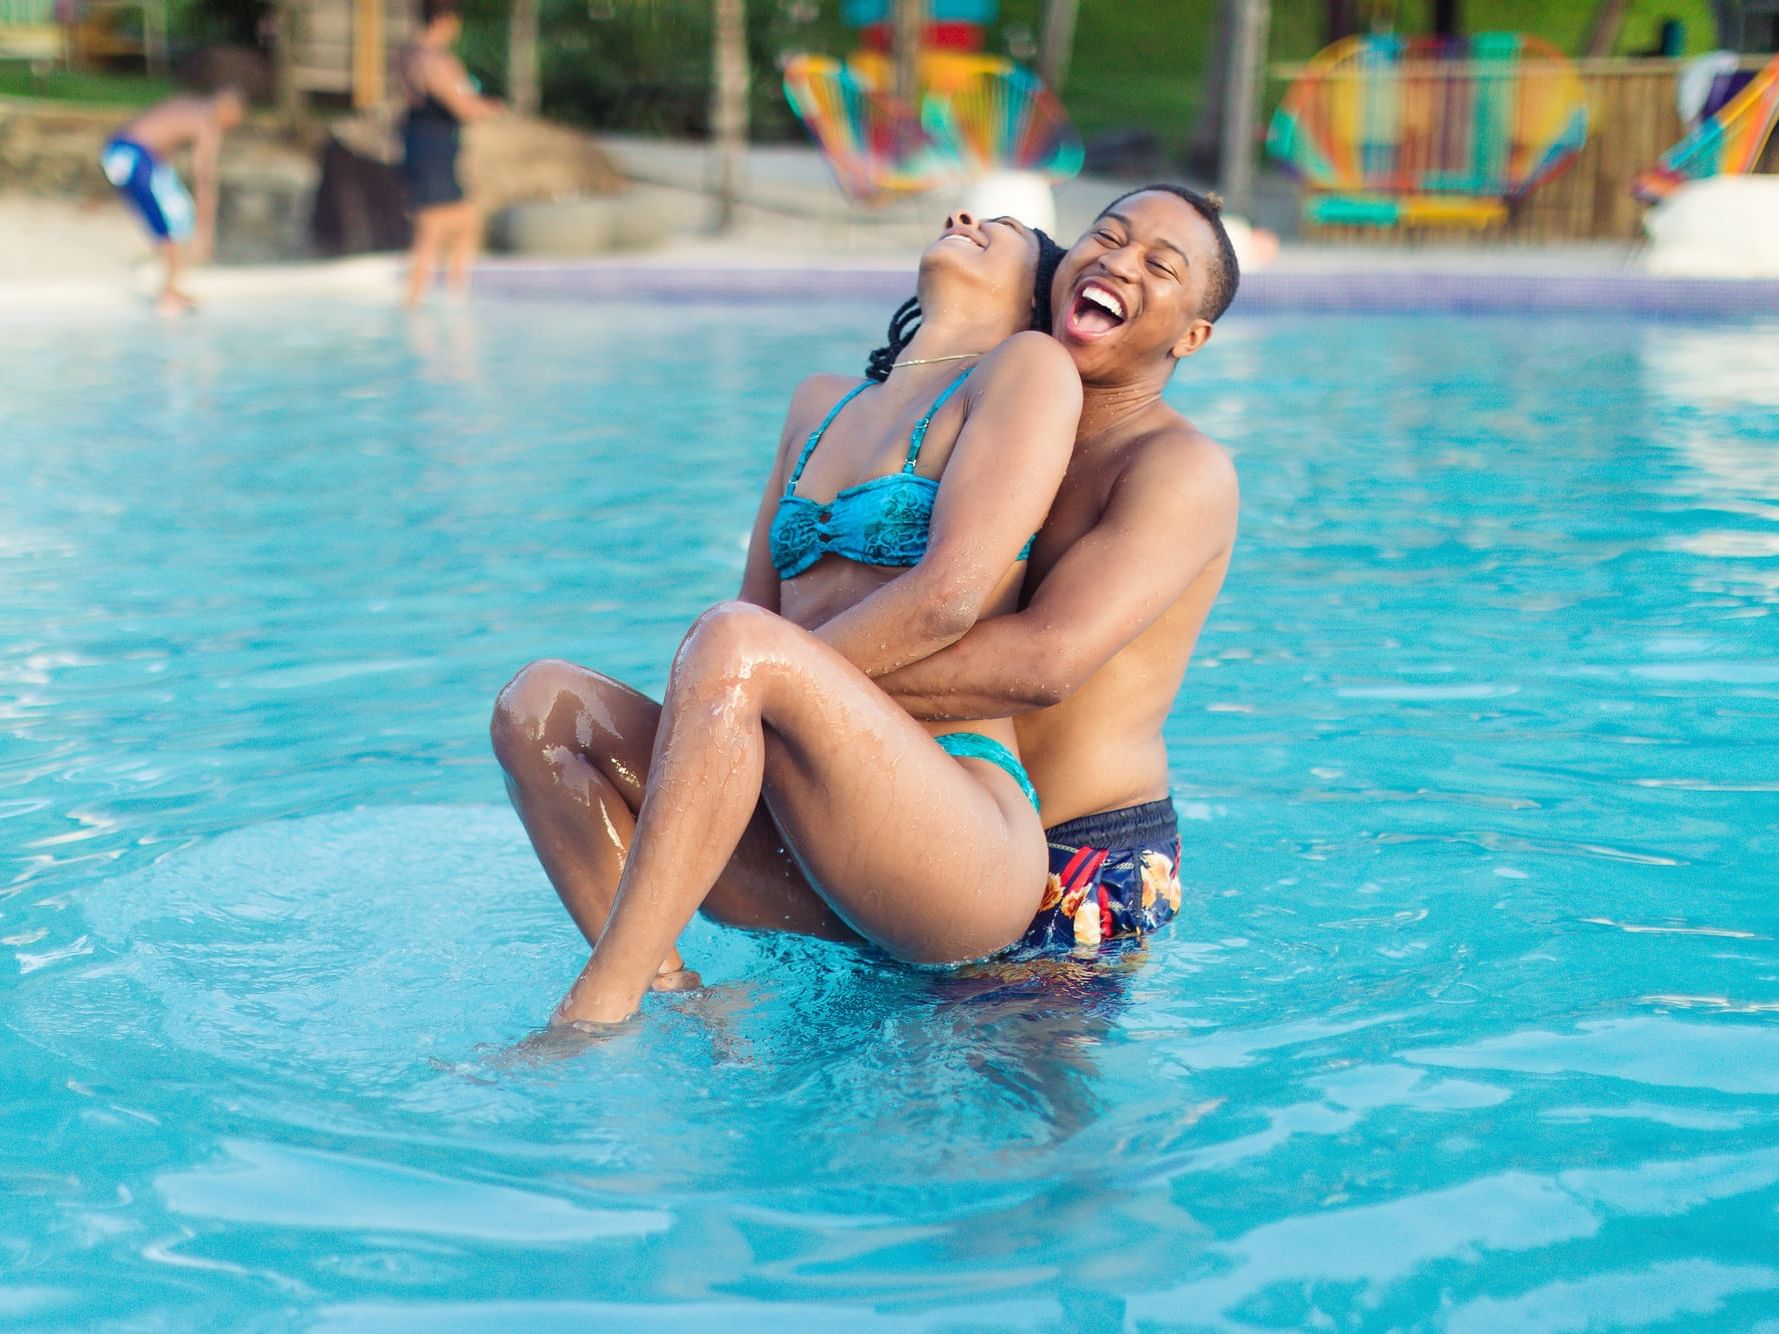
[471,260,1779,319]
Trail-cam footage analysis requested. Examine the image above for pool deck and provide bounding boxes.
[4,129,1776,319]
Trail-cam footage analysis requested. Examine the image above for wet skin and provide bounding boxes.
[496,213,1083,1023]
[880,191,1241,826]
[495,192,1240,1021]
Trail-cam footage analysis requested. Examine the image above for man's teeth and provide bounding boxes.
[1082,286,1125,318]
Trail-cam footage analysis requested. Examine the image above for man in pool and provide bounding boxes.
[492,184,1239,974]
[100,87,246,316]
[876,184,1240,948]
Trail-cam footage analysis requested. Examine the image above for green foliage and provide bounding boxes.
[0,65,176,106]
[167,0,268,47]
[457,0,853,138]
[455,0,1726,150]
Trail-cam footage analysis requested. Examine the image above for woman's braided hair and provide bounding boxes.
[864,227,1068,382]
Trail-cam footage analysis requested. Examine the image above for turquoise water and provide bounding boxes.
[3,296,1777,1328]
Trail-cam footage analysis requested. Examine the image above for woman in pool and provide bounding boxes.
[398,0,501,309]
[506,212,1082,1026]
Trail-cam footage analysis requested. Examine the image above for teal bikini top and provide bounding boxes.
[769,370,1033,580]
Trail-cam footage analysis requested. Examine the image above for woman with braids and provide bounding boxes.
[492,212,1080,1025]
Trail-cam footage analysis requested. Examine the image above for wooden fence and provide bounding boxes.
[1273,56,1775,243]
[278,0,416,113]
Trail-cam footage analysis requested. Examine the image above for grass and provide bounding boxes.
[0,63,176,107]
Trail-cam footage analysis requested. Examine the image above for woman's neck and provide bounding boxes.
[893,312,1012,370]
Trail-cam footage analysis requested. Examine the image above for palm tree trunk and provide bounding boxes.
[1038,0,1077,90]
[711,0,750,233]
[509,0,540,115]
[1218,0,1270,217]
[1582,0,1629,57]
[892,0,923,107]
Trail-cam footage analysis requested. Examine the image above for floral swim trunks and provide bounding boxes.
[1021,798,1183,951]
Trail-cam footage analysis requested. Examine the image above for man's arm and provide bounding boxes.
[812,333,1080,678]
[878,430,1238,719]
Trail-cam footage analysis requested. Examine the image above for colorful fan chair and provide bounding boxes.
[1633,50,1779,203]
[918,59,1085,182]
[782,53,950,205]
[1267,32,1590,228]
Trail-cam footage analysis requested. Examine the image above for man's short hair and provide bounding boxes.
[1100,183,1241,323]
[422,0,459,25]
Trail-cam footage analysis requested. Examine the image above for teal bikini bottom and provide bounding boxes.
[933,732,1040,811]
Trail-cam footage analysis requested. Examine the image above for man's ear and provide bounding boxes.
[1170,318,1213,361]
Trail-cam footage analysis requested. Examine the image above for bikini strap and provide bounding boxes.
[785,380,872,495]
[904,368,975,471]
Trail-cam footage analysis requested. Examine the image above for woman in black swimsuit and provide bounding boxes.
[400,0,501,308]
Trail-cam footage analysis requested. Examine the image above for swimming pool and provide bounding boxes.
[3,294,1777,1327]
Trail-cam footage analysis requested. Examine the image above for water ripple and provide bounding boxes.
[2,304,1777,1323]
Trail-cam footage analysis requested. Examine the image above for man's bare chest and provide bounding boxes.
[1029,461,1114,570]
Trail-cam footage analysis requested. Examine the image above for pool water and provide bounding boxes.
[3,295,1777,1328]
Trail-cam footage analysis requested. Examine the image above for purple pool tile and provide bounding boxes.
[472,259,1779,320]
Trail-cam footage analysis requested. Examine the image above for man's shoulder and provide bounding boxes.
[1110,404,1238,511]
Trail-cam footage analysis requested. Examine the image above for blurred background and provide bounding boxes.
[2,0,1775,276]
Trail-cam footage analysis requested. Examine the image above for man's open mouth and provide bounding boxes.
[1068,281,1127,338]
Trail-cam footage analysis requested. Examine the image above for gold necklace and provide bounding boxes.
[889,351,985,369]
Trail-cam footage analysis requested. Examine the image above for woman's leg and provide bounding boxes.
[555,602,1048,1025]
[490,660,855,965]
[405,208,449,309]
[445,202,480,296]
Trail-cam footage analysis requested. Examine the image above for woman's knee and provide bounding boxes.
[490,657,583,771]
[671,601,794,692]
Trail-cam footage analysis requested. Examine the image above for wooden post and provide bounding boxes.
[1038,0,1077,91]
[1708,0,1741,49]
[1219,0,1270,218]
[892,0,922,108]
[144,0,168,78]
[711,0,749,233]
[1186,0,1240,176]
[273,0,302,125]
[352,0,385,110]
[509,0,540,116]
[1583,0,1629,56]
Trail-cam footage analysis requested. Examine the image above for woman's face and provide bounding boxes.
[919,212,1042,331]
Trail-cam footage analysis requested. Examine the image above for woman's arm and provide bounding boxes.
[813,332,1081,678]
[424,51,503,122]
[735,374,860,610]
